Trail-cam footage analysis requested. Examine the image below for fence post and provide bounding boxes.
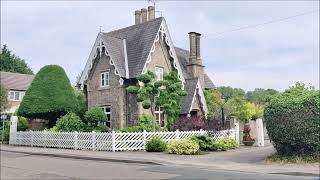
[200,129,205,135]
[256,119,265,147]
[234,123,240,144]
[30,130,34,147]
[74,131,78,150]
[175,129,180,139]
[44,130,47,147]
[92,131,96,151]
[143,130,147,150]
[112,130,115,152]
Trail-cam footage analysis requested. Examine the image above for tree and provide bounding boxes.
[246,88,278,105]
[17,65,79,127]
[74,87,87,119]
[84,107,107,127]
[204,89,223,119]
[0,45,33,74]
[225,96,255,122]
[56,113,85,132]
[0,84,8,112]
[127,71,186,131]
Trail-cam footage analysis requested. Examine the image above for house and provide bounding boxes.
[78,6,215,129]
[0,71,34,114]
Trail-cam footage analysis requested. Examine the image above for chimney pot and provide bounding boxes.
[141,8,148,23]
[148,6,155,20]
[135,10,141,25]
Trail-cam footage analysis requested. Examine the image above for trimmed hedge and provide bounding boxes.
[264,87,320,157]
[18,65,79,126]
[145,136,167,152]
[167,139,199,155]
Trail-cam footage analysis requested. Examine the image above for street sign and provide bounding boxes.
[1,114,7,121]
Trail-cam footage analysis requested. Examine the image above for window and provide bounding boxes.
[101,106,111,127]
[155,107,165,128]
[155,67,164,81]
[100,71,109,87]
[8,91,24,101]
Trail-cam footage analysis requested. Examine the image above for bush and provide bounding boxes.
[264,83,320,157]
[120,113,160,132]
[191,135,239,151]
[191,135,216,151]
[17,116,29,131]
[17,65,79,127]
[145,136,167,152]
[219,137,239,149]
[167,139,199,155]
[174,116,206,131]
[48,126,59,132]
[84,107,107,127]
[56,113,85,132]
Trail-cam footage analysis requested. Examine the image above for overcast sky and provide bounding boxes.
[1,1,319,91]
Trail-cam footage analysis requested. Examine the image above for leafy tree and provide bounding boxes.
[56,113,85,132]
[0,45,33,74]
[246,88,278,105]
[127,71,186,131]
[225,97,255,122]
[74,87,87,119]
[17,65,79,127]
[0,84,8,112]
[204,89,223,119]
[84,107,107,127]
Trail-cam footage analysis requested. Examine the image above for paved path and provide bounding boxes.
[1,144,319,177]
[1,151,317,180]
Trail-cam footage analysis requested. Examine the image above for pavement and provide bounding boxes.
[1,151,317,180]
[1,143,319,178]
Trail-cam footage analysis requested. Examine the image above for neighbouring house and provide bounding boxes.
[78,6,215,129]
[0,71,34,114]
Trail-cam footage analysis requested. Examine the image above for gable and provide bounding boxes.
[146,40,172,74]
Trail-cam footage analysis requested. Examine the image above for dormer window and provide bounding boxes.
[100,71,109,87]
[155,67,163,81]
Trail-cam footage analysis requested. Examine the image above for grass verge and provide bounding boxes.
[266,153,319,164]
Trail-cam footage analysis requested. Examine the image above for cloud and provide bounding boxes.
[1,1,319,90]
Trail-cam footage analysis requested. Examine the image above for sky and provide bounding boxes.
[1,1,319,91]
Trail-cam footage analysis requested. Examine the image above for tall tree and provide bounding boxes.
[204,89,223,119]
[246,88,278,105]
[0,45,33,74]
[17,65,79,127]
[0,84,8,112]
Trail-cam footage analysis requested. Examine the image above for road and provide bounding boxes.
[0,151,317,180]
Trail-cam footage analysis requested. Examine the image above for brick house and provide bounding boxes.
[0,71,34,114]
[78,6,215,129]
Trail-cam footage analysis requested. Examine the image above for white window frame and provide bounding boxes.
[155,107,165,128]
[8,91,24,101]
[100,71,109,87]
[101,106,111,126]
[155,67,164,81]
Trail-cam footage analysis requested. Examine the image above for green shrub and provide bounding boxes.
[167,139,199,155]
[191,135,216,151]
[56,113,84,132]
[17,116,29,131]
[17,65,79,127]
[219,137,239,149]
[145,136,167,152]
[264,83,320,157]
[84,107,107,127]
[120,113,160,132]
[0,128,10,142]
[210,141,228,151]
[48,126,59,132]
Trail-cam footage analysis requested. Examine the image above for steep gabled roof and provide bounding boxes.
[103,17,164,78]
[181,78,199,114]
[0,71,34,91]
[174,47,215,89]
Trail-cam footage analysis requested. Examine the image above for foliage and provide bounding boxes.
[56,113,85,132]
[225,97,255,122]
[145,136,167,152]
[217,86,245,101]
[191,135,216,151]
[17,116,29,131]
[264,82,320,157]
[120,113,160,132]
[167,139,199,155]
[204,89,223,119]
[0,45,33,74]
[0,121,10,142]
[84,107,107,127]
[17,65,79,127]
[48,126,59,132]
[219,137,239,149]
[127,71,186,131]
[74,87,87,119]
[191,135,239,151]
[174,116,206,131]
[251,104,264,120]
[0,84,8,112]
[246,88,278,105]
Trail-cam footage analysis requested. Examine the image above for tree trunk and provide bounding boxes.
[221,107,225,128]
[151,102,156,132]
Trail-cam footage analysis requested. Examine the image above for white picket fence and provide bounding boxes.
[9,129,237,152]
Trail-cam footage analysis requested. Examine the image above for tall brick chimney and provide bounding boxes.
[148,6,155,20]
[135,10,141,25]
[187,32,205,86]
[141,8,148,23]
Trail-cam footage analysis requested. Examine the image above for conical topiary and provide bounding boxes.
[17,65,79,127]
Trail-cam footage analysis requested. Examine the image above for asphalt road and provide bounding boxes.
[0,151,318,180]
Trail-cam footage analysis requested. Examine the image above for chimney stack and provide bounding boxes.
[187,32,204,86]
[141,8,148,23]
[148,6,155,20]
[135,10,141,25]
